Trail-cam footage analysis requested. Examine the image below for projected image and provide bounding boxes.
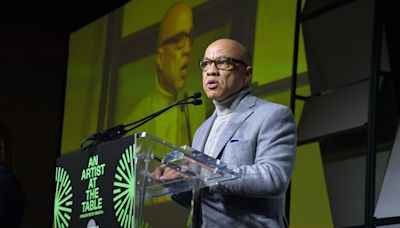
[119,2,197,147]
[61,0,258,154]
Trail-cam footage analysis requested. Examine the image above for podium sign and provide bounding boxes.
[53,133,240,228]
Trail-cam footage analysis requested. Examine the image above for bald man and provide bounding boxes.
[125,2,203,146]
[156,1,193,95]
[165,39,296,227]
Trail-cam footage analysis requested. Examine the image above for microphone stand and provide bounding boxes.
[80,92,202,151]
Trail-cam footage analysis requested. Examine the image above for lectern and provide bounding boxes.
[53,132,240,227]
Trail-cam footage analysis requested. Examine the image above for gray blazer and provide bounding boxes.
[173,93,296,228]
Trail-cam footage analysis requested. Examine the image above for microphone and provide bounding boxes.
[81,91,203,150]
[87,125,127,141]
[125,91,202,130]
[190,91,201,99]
[180,99,202,105]
[192,99,202,105]
[80,124,127,148]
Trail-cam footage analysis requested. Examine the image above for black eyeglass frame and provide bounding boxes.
[198,57,248,71]
[161,30,193,49]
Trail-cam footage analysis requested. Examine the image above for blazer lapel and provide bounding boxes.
[210,94,257,159]
[193,112,217,152]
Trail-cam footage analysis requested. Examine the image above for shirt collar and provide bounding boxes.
[213,87,251,116]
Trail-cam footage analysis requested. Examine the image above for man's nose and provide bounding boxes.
[182,37,191,55]
[206,62,219,76]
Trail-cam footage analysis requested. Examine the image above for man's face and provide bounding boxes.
[157,12,193,94]
[202,40,251,101]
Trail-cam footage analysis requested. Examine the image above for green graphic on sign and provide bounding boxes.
[113,144,136,228]
[54,167,73,228]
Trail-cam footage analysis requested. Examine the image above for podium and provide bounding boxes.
[53,132,240,227]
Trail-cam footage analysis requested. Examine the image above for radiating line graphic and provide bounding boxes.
[54,166,73,228]
[113,145,136,228]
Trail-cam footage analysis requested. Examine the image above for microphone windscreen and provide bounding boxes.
[192,99,203,105]
[191,91,202,99]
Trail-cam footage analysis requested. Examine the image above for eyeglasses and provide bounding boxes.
[199,57,248,71]
[161,31,193,49]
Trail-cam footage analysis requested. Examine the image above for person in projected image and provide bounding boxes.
[154,39,296,228]
[125,1,201,147]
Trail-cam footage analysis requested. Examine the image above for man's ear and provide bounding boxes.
[156,48,164,71]
[244,66,253,83]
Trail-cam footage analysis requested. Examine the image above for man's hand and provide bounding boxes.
[153,164,185,181]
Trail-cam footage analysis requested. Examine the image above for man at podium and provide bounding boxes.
[156,39,296,227]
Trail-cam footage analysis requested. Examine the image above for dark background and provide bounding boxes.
[0,0,128,226]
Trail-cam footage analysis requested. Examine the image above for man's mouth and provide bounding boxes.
[181,63,188,70]
[206,80,218,89]
[180,64,189,78]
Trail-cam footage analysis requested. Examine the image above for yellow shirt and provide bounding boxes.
[124,79,201,147]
